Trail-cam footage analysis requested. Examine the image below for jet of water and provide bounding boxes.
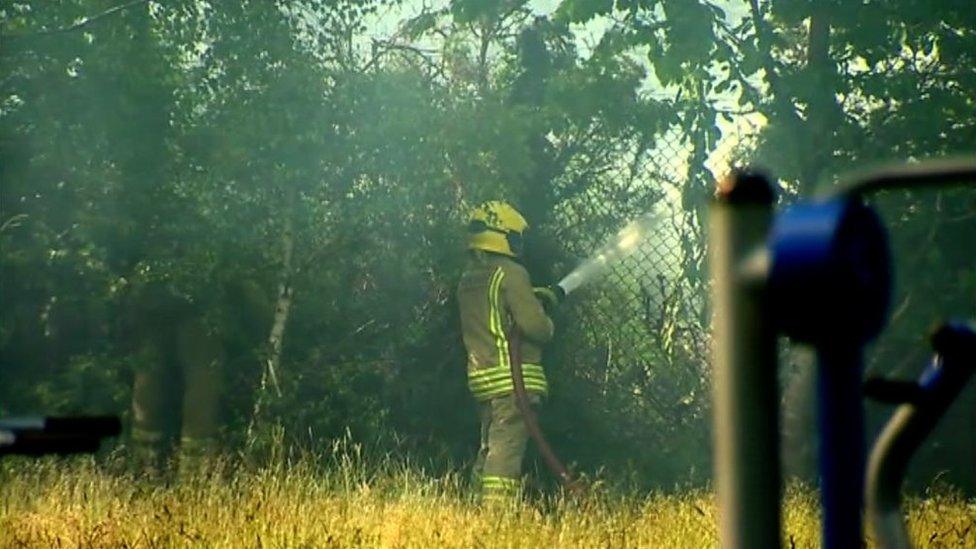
[558,212,658,295]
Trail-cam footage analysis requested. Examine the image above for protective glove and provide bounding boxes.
[533,284,565,311]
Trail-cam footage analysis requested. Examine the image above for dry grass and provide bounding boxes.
[1,452,973,548]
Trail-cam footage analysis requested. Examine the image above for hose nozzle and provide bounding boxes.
[534,284,566,310]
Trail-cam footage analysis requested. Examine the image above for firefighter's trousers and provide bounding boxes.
[472,393,538,501]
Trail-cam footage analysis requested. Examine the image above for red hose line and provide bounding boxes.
[508,329,577,489]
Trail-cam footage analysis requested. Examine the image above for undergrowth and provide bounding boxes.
[1,446,973,548]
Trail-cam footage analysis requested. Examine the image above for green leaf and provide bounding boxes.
[554,0,615,24]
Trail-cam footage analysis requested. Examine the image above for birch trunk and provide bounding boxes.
[247,187,296,443]
[264,213,294,397]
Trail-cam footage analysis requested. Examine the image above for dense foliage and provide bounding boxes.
[2,0,973,490]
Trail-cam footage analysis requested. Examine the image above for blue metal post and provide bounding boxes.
[816,346,866,548]
[769,197,891,549]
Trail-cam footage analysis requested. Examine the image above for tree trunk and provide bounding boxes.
[264,211,294,397]
[748,0,842,193]
[247,185,296,444]
[803,9,841,191]
[747,0,810,188]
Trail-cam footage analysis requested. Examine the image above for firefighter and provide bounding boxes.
[127,281,223,475]
[457,200,554,502]
[128,276,270,476]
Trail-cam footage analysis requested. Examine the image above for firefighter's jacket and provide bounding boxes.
[457,252,554,401]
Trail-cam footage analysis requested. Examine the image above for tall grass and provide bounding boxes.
[1,447,973,548]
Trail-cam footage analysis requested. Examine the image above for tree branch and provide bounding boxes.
[363,39,442,79]
[4,0,150,41]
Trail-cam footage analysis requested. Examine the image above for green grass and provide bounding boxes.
[1,451,973,548]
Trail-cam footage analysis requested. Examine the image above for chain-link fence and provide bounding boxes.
[526,114,760,478]
[541,112,975,488]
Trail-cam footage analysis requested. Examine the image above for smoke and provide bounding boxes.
[558,212,659,295]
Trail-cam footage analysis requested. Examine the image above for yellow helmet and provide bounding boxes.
[467,200,529,257]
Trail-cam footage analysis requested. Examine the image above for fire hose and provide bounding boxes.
[508,328,578,490]
[503,212,657,490]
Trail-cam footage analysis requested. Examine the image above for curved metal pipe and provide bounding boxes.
[866,323,976,549]
[827,157,976,198]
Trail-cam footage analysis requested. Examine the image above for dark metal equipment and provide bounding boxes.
[709,171,780,548]
[0,415,121,457]
[865,323,976,549]
[709,157,976,549]
[768,196,891,548]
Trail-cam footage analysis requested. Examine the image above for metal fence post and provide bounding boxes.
[709,171,780,548]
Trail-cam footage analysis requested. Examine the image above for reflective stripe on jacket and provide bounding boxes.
[458,252,553,401]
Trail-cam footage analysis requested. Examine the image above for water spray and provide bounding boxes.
[556,212,658,296]
[515,211,659,491]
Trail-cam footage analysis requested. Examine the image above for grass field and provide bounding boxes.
[1,452,974,548]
